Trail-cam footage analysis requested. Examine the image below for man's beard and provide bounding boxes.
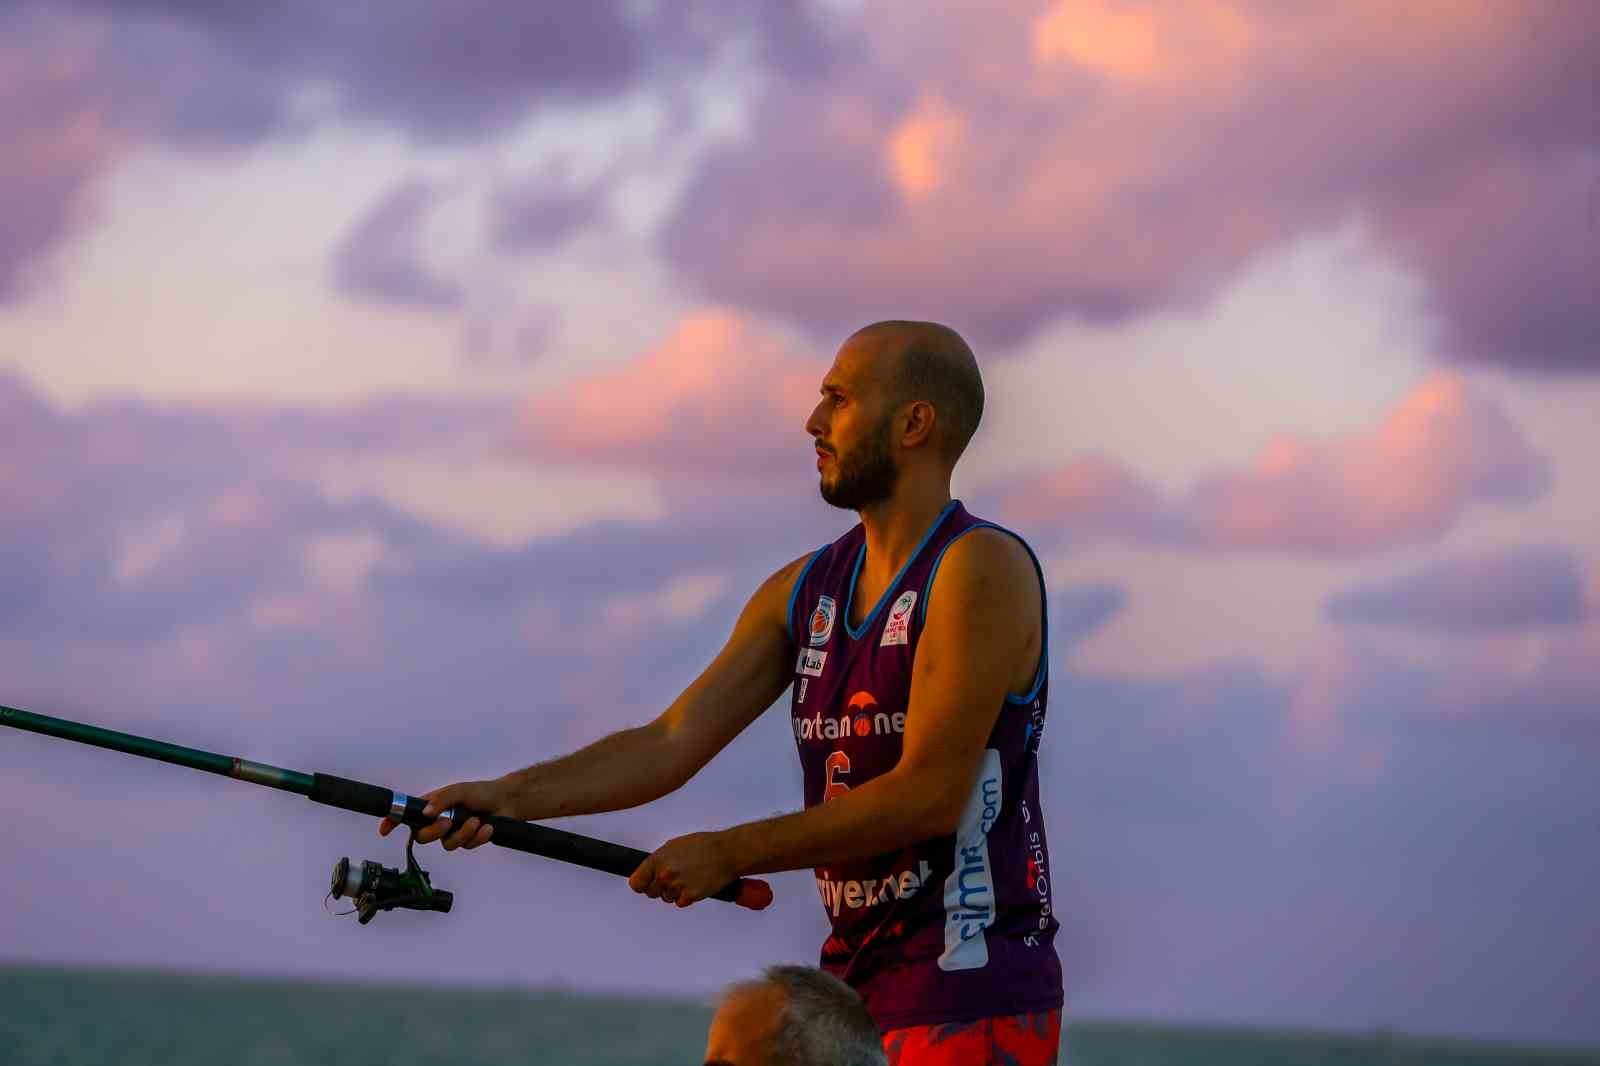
[820,416,899,511]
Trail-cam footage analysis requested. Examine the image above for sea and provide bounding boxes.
[2,965,1595,1065]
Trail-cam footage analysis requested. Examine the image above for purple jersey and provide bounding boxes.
[786,500,1062,1030]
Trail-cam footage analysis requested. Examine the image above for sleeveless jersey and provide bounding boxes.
[785,500,1062,1030]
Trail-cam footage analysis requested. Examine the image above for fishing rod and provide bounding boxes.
[1,704,772,922]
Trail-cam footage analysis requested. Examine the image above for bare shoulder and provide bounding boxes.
[772,550,816,586]
[914,528,1042,698]
[746,550,818,623]
[930,527,1040,609]
[922,528,1042,694]
[765,551,815,599]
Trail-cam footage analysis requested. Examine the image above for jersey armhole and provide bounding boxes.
[919,524,1049,706]
[785,549,825,648]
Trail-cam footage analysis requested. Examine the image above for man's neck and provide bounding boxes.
[856,480,954,579]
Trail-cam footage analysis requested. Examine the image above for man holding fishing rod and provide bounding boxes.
[383,320,1063,1064]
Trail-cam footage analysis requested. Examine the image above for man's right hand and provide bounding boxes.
[377,776,519,850]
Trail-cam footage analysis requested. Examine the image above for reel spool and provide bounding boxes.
[329,832,453,924]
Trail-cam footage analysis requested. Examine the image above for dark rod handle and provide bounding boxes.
[308,773,772,910]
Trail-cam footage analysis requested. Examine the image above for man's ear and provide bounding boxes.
[901,400,937,449]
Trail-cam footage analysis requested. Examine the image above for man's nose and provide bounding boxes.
[805,401,828,441]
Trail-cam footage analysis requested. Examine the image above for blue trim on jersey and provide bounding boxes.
[919,521,1050,706]
[1006,536,1050,706]
[785,548,825,647]
[842,499,959,641]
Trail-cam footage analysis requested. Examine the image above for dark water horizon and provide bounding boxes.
[2,963,1595,1065]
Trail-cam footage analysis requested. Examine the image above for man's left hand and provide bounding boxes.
[629,831,738,908]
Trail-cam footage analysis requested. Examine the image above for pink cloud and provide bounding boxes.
[663,1,1598,369]
[502,309,821,474]
[1186,374,1547,553]
[1000,373,1549,555]
[999,454,1180,544]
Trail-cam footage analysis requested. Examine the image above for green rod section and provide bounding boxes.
[0,704,314,795]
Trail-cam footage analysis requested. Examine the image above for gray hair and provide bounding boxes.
[732,965,887,1066]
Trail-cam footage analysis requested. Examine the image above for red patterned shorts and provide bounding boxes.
[882,1008,1062,1065]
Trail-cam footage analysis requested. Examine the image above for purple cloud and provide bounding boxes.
[63,0,644,142]
[1381,153,1598,371]
[462,304,560,367]
[660,1,1599,369]
[490,171,613,254]
[0,12,124,301]
[0,369,506,653]
[75,381,509,461]
[0,0,847,304]
[1327,545,1589,631]
[55,0,848,144]
[1052,582,1126,648]
[332,179,463,311]
[651,0,852,82]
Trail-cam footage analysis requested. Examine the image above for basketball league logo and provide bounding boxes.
[810,595,837,646]
[881,590,917,647]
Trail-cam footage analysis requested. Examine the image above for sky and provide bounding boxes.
[1,0,1597,1050]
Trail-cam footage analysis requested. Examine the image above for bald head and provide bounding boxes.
[845,320,984,465]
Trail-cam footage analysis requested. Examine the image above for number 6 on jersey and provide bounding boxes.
[823,749,851,800]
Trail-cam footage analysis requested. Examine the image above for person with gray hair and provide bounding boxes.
[705,965,888,1066]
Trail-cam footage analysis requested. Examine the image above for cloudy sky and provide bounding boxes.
[2,0,1596,1050]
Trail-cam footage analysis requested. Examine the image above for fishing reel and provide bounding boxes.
[329,830,453,925]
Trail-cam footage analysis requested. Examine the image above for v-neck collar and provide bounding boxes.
[842,499,960,641]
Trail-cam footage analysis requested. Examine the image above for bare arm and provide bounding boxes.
[388,552,812,847]
[503,552,810,820]
[631,529,1044,903]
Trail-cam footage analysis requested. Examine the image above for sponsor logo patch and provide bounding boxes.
[880,590,917,646]
[816,860,934,917]
[796,647,827,677]
[1023,819,1054,949]
[1024,701,1046,755]
[939,748,1002,972]
[792,691,907,742]
[809,595,837,646]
